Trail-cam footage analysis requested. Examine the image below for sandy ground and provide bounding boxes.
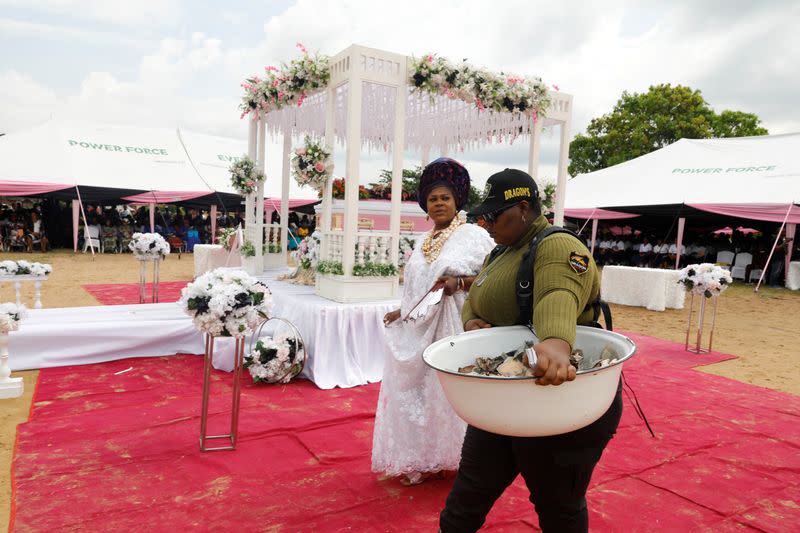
[1,251,798,529]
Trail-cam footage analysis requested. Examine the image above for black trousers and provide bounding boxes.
[440,385,623,533]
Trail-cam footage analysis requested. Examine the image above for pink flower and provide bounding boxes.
[296,148,306,156]
[265,66,278,72]
[552,84,560,91]
[475,98,485,111]
[531,109,539,123]
[278,91,285,99]
[273,79,281,88]
[297,94,306,107]
[314,162,325,172]
[296,42,308,54]
[246,181,255,187]
[426,54,433,64]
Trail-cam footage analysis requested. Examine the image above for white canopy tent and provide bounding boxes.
[0,119,318,251]
[565,133,800,287]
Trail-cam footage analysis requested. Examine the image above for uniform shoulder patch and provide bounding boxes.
[569,251,589,274]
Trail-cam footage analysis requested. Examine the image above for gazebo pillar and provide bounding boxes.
[243,113,259,274]
[389,63,407,266]
[554,111,572,227]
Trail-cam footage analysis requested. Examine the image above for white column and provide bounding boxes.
[321,85,336,259]
[280,133,291,262]
[244,115,258,271]
[554,118,571,227]
[389,70,407,267]
[528,116,543,179]
[675,217,686,270]
[342,66,363,277]
[255,116,267,270]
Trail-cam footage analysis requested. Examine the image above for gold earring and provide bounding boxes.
[522,216,527,224]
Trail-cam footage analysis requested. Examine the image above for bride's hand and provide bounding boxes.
[383,309,401,326]
[437,276,459,296]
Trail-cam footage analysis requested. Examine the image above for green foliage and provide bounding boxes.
[316,260,344,275]
[352,261,399,277]
[568,84,769,176]
[239,240,255,258]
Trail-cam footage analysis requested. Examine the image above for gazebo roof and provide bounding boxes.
[251,45,572,152]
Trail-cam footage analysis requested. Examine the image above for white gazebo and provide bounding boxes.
[242,44,573,302]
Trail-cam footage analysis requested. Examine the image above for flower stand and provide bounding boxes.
[199,333,246,451]
[137,257,161,304]
[0,275,47,309]
[684,293,719,354]
[0,333,23,399]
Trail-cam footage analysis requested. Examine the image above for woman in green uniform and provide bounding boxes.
[439,169,623,533]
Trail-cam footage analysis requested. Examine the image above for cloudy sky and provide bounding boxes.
[1,0,798,190]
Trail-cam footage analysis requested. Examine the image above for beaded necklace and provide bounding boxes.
[421,216,463,263]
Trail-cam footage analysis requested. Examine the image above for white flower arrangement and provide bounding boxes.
[179,268,272,337]
[239,43,330,118]
[218,227,238,251]
[0,260,52,277]
[229,156,265,195]
[243,332,305,384]
[129,232,170,259]
[678,263,733,298]
[291,136,333,191]
[409,53,551,119]
[0,302,26,334]
[398,236,417,268]
[292,230,321,270]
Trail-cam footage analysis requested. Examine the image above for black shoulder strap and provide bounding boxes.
[485,244,508,266]
[515,226,578,327]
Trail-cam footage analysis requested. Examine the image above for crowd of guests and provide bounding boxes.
[269,210,316,248]
[0,203,49,252]
[588,228,797,287]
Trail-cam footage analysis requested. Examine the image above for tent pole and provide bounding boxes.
[72,200,79,252]
[590,218,598,256]
[755,204,794,292]
[74,186,95,258]
[675,217,686,270]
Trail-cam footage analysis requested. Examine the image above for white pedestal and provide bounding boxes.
[315,274,398,303]
[0,334,23,399]
[263,252,286,269]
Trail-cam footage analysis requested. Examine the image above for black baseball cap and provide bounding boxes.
[467,168,539,217]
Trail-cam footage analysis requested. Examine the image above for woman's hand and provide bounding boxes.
[437,276,460,296]
[383,309,401,327]
[464,318,492,331]
[527,338,576,386]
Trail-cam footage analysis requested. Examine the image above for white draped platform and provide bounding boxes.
[9,275,396,390]
[601,265,686,312]
[788,261,800,291]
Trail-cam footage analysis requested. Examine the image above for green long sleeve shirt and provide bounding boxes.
[462,215,600,348]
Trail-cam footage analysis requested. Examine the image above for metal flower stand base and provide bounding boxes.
[0,334,23,399]
[684,293,719,354]
[199,334,245,451]
[137,257,161,304]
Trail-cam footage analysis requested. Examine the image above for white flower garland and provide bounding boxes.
[244,332,305,384]
[0,260,52,277]
[229,156,265,195]
[239,43,330,118]
[0,302,26,334]
[129,232,170,259]
[179,268,272,337]
[291,136,333,191]
[678,263,733,298]
[409,53,551,118]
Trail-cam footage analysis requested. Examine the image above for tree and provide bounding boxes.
[568,84,768,176]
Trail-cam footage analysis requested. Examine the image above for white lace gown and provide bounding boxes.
[372,223,495,477]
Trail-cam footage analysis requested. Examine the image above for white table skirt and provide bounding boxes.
[193,244,241,278]
[11,275,398,390]
[601,265,685,311]
[788,261,800,290]
[212,279,397,389]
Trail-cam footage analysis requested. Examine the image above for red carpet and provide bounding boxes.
[10,334,800,532]
[82,281,190,305]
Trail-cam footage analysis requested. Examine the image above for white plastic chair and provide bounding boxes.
[716,251,735,266]
[83,225,102,253]
[730,252,752,280]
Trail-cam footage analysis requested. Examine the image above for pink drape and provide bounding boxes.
[0,180,72,196]
[211,205,217,244]
[563,208,639,220]
[72,200,80,252]
[122,191,211,203]
[688,203,800,224]
[675,217,686,270]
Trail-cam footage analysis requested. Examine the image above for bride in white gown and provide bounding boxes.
[372,158,495,486]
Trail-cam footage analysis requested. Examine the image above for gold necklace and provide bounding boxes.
[421,216,463,263]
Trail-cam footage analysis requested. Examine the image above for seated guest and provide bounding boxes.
[598,237,613,265]
[29,212,49,252]
[652,239,669,268]
[101,218,118,252]
[634,237,653,267]
[667,242,686,268]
